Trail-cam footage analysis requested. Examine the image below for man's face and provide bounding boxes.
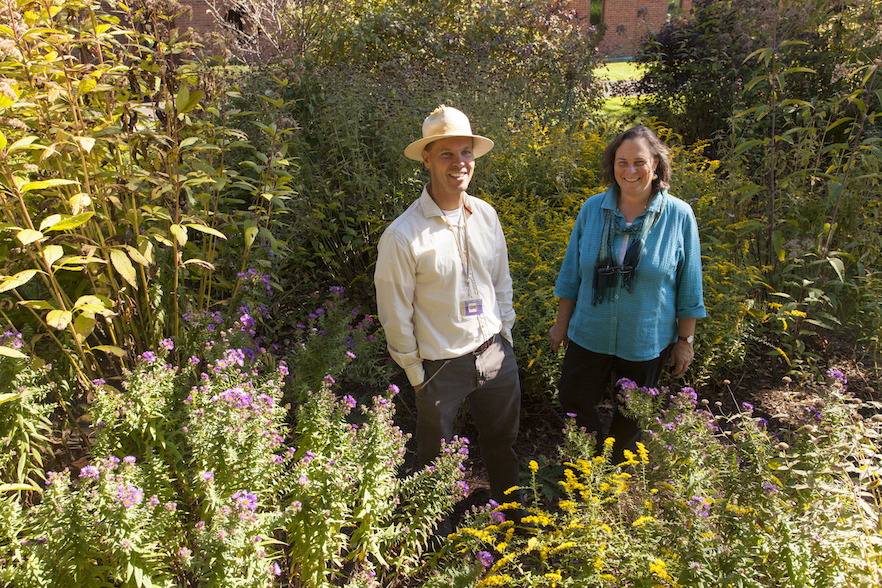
[422,136,475,201]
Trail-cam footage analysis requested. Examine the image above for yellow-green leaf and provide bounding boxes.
[74,136,96,153]
[0,483,40,492]
[20,178,77,192]
[39,214,62,231]
[42,244,63,268]
[169,223,187,246]
[90,344,127,357]
[72,314,96,342]
[46,309,72,330]
[185,223,226,240]
[124,244,151,267]
[0,346,26,359]
[7,136,37,153]
[109,248,138,290]
[0,269,38,293]
[16,229,44,245]
[0,129,6,152]
[244,224,258,249]
[43,212,94,232]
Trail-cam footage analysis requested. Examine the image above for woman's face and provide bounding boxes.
[614,138,657,202]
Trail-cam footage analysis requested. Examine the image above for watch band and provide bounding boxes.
[678,335,694,344]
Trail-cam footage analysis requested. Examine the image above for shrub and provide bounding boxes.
[430,374,882,586]
[0,296,467,587]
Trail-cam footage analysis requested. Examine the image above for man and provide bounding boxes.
[374,105,521,509]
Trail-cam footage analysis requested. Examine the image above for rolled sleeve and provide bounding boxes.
[675,205,707,319]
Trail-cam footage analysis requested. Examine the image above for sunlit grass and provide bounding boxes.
[594,60,645,82]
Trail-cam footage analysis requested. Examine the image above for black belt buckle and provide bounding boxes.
[473,334,496,355]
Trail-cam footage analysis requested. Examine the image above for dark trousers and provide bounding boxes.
[416,335,521,504]
[558,341,672,456]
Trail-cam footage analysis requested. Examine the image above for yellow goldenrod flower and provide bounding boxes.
[477,574,513,587]
[529,460,539,472]
[649,558,673,582]
[545,571,562,587]
[636,442,649,464]
[600,574,616,581]
[632,515,654,527]
[604,437,615,448]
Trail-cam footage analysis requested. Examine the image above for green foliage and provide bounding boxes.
[431,374,882,586]
[0,299,467,587]
[0,0,293,389]
[223,0,604,304]
[0,328,54,488]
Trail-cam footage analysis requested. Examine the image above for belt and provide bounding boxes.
[473,334,497,355]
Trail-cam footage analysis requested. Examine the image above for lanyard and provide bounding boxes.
[442,205,471,287]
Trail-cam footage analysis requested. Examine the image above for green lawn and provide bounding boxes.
[593,60,645,82]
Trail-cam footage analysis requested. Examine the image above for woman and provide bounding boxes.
[548,126,706,457]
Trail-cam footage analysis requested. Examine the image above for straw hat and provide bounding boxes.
[404,105,494,161]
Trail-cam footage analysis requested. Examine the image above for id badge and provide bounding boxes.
[461,299,483,317]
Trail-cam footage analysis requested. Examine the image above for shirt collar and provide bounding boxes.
[601,186,667,214]
[420,185,473,218]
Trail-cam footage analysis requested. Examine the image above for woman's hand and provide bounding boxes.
[669,339,694,376]
[549,297,576,354]
[549,321,569,353]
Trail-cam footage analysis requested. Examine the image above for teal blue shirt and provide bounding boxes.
[554,187,706,362]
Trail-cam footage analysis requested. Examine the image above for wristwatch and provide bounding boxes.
[678,335,695,344]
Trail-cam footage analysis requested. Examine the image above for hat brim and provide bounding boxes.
[404,134,494,161]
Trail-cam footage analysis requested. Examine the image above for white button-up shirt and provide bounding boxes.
[375,187,515,386]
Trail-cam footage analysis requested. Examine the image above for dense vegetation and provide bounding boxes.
[0,0,879,586]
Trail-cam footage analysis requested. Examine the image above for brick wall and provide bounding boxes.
[179,0,216,37]
[571,0,686,58]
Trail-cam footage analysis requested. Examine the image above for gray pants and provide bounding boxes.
[416,335,522,504]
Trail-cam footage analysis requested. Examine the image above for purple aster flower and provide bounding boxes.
[159,338,174,351]
[477,551,494,568]
[79,465,100,480]
[202,471,214,481]
[141,351,156,362]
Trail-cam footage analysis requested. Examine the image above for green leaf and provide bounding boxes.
[20,178,77,192]
[827,256,845,282]
[16,228,44,245]
[73,136,96,153]
[244,224,258,249]
[182,90,204,113]
[175,83,190,113]
[124,244,151,267]
[170,223,188,246]
[179,136,199,148]
[7,136,38,153]
[72,314,96,341]
[0,270,38,292]
[0,483,40,492]
[185,223,226,240]
[18,300,55,310]
[46,309,72,330]
[0,346,26,359]
[109,248,138,290]
[90,345,127,357]
[43,212,94,231]
[42,244,63,268]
